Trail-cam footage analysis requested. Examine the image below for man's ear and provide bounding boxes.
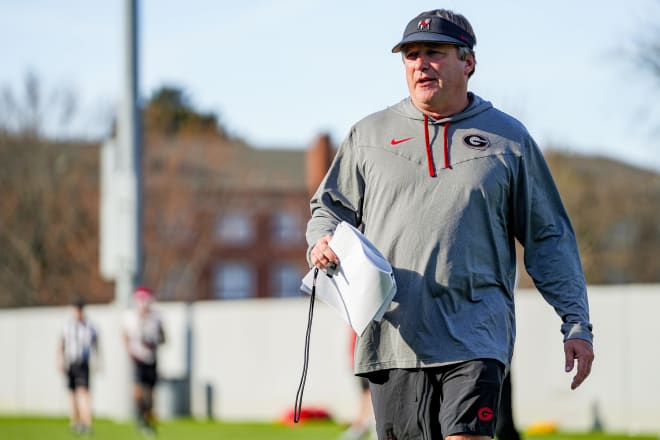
[464,54,476,76]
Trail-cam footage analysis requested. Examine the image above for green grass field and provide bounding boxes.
[0,417,657,440]
[0,417,345,440]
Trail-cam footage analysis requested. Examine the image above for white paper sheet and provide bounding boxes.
[301,222,397,336]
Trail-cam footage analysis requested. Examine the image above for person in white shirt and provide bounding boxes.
[58,298,99,435]
[123,286,165,434]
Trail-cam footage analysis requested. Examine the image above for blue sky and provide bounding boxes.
[1,0,658,170]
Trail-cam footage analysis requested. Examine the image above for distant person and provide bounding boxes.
[306,8,594,440]
[341,331,375,440]
[497,272,521,440]
[496,371,521,440]
[123,286,166,435]
[58,297,99,435]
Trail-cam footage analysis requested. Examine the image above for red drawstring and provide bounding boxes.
[423,115,451,177]
[443,121,452,169]
[423,114,436,177]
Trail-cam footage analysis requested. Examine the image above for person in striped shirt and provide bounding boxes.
[58,297,99,435]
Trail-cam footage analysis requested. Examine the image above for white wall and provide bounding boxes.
[513,284,660,434]
[0,285,658,433]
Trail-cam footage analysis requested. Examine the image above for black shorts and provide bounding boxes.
[133,360,158,388]
[367,359,505,440]
[67,362,90,391]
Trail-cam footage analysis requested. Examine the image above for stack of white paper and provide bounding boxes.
[301,222,397,336]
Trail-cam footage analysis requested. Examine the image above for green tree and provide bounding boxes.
[143,86,223,137]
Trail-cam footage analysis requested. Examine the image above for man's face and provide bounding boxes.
[137,297,151,315]
[73,305,84,321]
[403,42,473,113]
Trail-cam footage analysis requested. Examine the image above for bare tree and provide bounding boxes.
[139,86,232,301]
[0,71,77,139]
[633,2,660,90]
[0,72,111,307]
[0,135,113,307]
[629,1,660,136]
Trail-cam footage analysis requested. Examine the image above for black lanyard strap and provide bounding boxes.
[293,267,319,423]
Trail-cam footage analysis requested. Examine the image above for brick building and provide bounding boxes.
[141,133,335,302]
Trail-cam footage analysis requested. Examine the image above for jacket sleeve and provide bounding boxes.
[512,137,593,344]
[305,128,365,266]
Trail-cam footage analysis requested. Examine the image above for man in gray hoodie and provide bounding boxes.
[306,8,594,440]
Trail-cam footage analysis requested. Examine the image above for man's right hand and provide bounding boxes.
[564,338,595,390]
[310,234,340,270]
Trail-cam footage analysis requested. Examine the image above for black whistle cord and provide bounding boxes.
[293,267,319,423]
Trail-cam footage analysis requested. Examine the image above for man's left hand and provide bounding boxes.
[564,339,594,390]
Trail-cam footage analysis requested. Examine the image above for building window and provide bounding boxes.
[272,211,302,243]
[271,263,303,298]
[213,262,254,299]
[215,212,253,244]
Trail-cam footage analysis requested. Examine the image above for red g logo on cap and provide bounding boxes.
[418,18,431,31]
[477,406,494,422]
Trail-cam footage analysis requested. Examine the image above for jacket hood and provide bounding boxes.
[387,93,493,176]
[388,92,493,124]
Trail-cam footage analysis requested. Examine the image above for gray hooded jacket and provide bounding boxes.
[306,93,593,374]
